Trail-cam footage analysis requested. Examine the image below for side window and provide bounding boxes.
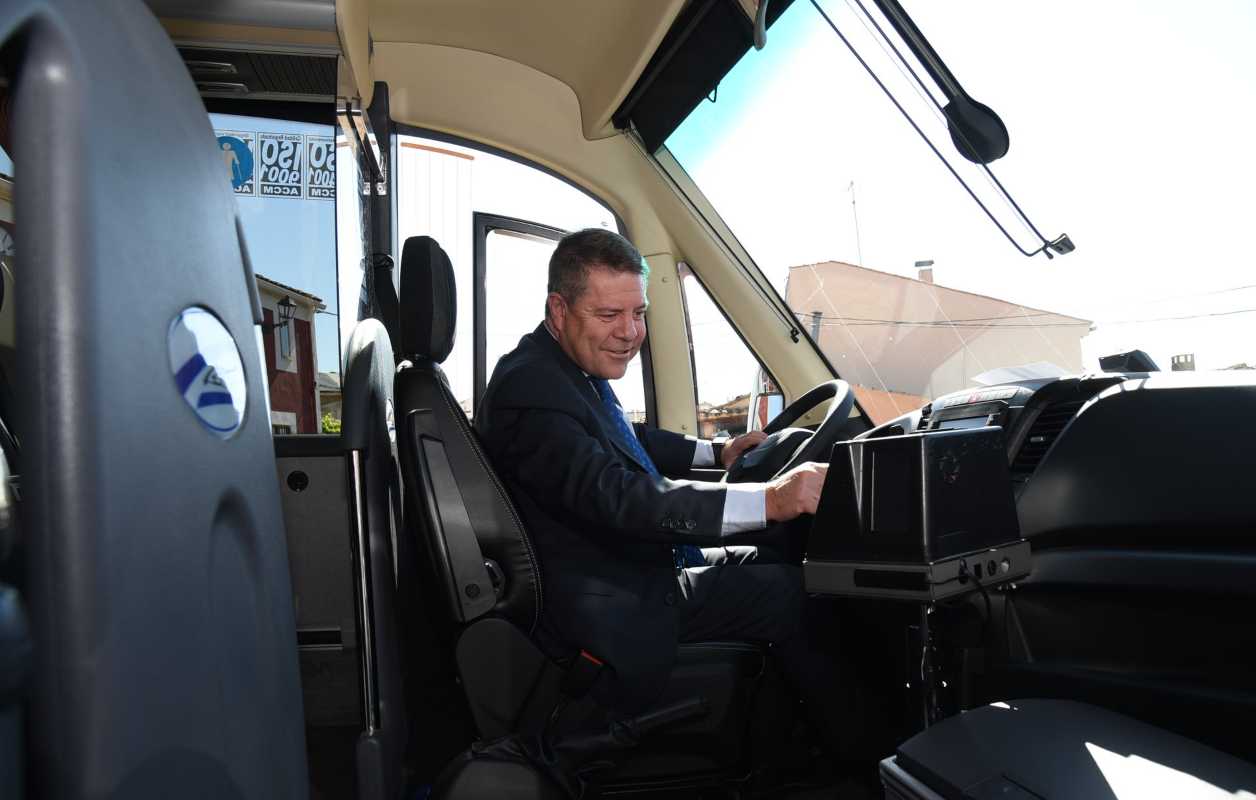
[211,113,339,435]
[678,263,775,436]
[396,134,647,421]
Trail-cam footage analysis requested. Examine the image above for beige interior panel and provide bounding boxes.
[641,253,699,433]
[369,0,685,140]
[337,0,374,106]
[375,42,836,430]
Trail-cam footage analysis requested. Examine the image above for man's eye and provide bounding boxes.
[599,314,616,322]
[633,311,646,321]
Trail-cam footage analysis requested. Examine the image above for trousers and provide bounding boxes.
[677,546,868,760]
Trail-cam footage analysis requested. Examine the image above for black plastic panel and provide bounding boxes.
[1018,377,1256,542]
[6,1,307,796]
[613,0,796,152]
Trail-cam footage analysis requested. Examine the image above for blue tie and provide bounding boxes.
[591,378,705,570]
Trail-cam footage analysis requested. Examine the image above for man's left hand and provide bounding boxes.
[720,430,768,470]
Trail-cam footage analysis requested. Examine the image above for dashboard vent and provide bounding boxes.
[1010,399,1085,477]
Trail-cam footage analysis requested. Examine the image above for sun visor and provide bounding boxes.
[336,0,373,108]
[613,0,795,153]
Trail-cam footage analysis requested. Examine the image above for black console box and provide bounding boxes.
[805,428,1026,601]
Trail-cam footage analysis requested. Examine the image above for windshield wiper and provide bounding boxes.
[811,0,1075,260]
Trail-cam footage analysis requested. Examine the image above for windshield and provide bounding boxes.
[667,0,1256,423]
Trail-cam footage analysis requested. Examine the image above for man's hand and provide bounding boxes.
[720,430,768,470]
[765,462,828,522]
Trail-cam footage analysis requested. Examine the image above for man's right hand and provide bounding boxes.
[764,462,828,522]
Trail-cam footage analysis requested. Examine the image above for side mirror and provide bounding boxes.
[1099,350,1159,373]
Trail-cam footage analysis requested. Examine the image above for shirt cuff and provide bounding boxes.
[720,483,767,535]
[692,438,716,467]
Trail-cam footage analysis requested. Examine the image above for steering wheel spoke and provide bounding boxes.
[727,380,856,481]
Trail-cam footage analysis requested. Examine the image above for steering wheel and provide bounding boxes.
[725,379,855,482]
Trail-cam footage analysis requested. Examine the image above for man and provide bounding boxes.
[476,228,847,745]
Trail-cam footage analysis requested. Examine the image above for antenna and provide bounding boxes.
[849,181,864,266]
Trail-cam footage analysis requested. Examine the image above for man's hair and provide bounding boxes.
[546,228,647,314]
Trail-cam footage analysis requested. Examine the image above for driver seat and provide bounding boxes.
[393,235,773,792]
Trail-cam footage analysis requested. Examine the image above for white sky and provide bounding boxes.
[668,0,1256,401]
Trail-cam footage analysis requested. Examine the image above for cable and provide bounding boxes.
[808,0,1060,259]
[933,559,993,643]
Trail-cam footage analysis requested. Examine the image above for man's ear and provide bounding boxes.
[546,292,566,327]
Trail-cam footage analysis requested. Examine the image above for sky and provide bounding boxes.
[210,113,341,375]
[666,0,1256,401]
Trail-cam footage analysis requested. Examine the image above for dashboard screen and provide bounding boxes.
[935,415,989,432]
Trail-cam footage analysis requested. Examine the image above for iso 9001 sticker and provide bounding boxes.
[259,132,305,198]
[305,136,335,200]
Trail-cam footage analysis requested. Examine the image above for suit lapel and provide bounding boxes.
[528,323,654,475]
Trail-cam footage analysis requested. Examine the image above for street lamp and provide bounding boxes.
[263,295,297,331]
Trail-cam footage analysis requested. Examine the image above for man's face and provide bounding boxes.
[549,265,647,379]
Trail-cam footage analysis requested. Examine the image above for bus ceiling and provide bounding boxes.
[144,0,341,106]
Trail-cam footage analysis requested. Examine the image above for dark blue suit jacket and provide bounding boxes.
[475,323,729,711]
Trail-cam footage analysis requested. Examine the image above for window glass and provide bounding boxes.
[396,134,646,420]
[666,1,1256,424]
[211,113,339,434]
[483,228,553,404]
[679,265,767,438]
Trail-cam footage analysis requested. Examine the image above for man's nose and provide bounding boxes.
[614,314,638,340]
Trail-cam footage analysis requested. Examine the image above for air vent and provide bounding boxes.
[178,48,336,100]
[1010,399,1085,477]
[916,403,932,430]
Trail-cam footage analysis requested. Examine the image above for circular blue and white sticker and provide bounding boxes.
[168,307,248,438]
[217,135,254,190]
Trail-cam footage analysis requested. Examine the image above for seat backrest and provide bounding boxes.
[5,1,306,796]
[341,319,406,800]
[394,236,541,635]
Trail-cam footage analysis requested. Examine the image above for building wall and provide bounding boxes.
[787,263,1090,409]
[262,309,319,433]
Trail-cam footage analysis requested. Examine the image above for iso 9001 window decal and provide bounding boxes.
[258,132,304,198]
[213,129,334,202]
[305,135,335,200]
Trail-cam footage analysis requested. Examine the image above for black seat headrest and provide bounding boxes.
[399,236,456,363]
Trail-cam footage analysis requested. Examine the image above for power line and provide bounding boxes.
[800,307,1256,328]
[1101,307,1256,325]
[813,317,1090,326]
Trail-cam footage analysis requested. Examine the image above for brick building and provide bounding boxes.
[257,274,324,434]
